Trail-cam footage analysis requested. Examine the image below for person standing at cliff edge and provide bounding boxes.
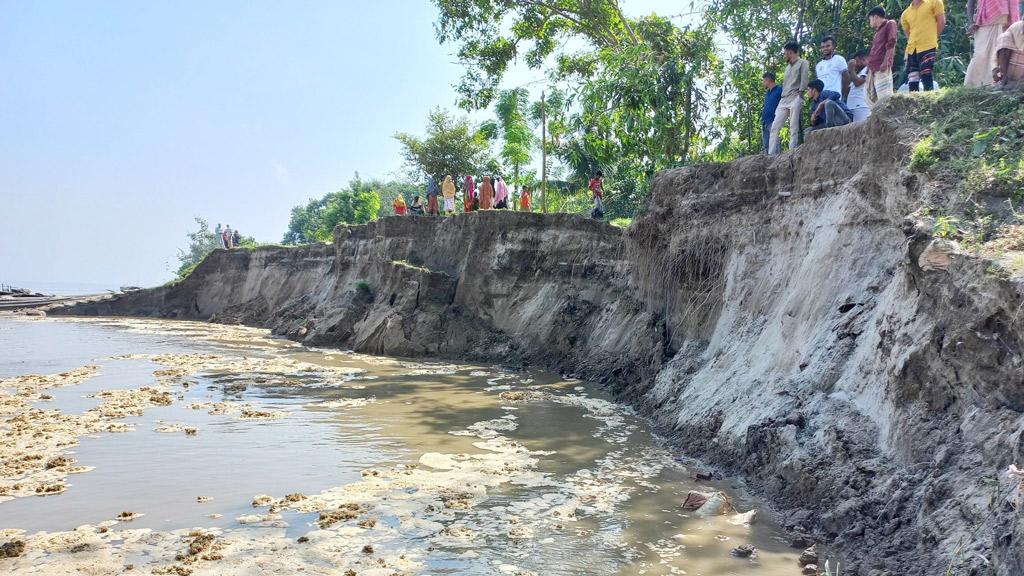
[463,175,476,212]
[232,229,241,248]
[590,171,605,219]
[426,177,440,216]
[215,223,225,249]
[520,186,532,212]
[768,42,809,155]
[442,175,456,214]
[816,36,850,97]
[965,0,1020,86]
[223,225,233,249]
[901,0,946,91]
[393,194,407,215]
[846,50,873,122]
[494,176,509,209]
[479,176,494,210]
[866,7,898,106]
[761,72,782,154]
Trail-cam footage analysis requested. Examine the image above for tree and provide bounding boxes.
[395,109,494,183]
[282,176,418,245]
[481,88,535,194]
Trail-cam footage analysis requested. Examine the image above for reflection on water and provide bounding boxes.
[0,317,801,575]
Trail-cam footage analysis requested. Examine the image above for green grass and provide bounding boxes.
[609,217,633,228]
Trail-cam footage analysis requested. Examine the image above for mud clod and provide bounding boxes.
[0,540,26,558]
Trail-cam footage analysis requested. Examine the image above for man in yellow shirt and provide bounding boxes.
[901,0,947,90]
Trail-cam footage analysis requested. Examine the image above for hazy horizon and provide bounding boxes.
[2,0,683,290]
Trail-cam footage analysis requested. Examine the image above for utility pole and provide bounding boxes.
[541,90,547,214]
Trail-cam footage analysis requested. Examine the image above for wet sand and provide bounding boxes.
[0,317,802,575]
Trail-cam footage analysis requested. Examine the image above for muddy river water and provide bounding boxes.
[0,317,803,575]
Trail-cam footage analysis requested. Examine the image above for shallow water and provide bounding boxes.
[0,317,802,575]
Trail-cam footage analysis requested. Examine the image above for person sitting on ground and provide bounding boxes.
[494,176,509,209]
[232,229,241,248]
[901,0,946,91]
[520,185,532,212]
[393,194,408,215]
[846,50,873,122]
[761,71,783,154]
[805,79,854,133]
[442,175,456,214]
[409,195,424,215]
[867,7,899,106]
[994,20,1024,84]
[768,42,810,154]
[590,171,605,219]
[816,36,850,96]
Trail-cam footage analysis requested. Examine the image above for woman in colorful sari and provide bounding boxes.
[392,194,407,215]
[519,186,532,212]
[426,178,440,216]
[493,176,509,209]
[463,175,476,212]
[479,176,494,210]
[442,175,457,214]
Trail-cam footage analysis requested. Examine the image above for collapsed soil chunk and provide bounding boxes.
[0,540,26,558]
[317,503,365,528]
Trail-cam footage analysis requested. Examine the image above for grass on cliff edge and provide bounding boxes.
[903,87,1024,271]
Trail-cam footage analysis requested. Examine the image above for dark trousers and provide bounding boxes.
[762,122,772,154]
[906,48,937,91]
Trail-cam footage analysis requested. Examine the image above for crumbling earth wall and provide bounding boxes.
[53,110,1024,576]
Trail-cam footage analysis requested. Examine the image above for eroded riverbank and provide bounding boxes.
[0,317,808,575]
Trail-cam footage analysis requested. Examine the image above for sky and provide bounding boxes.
[1,0,689,290]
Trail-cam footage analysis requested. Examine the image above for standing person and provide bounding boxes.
[520,186,532,212]
[479,176,494,210]
[867,7,899,106]
[816,36,850,96]
[426,177,440,216]
[494,176,509,209]
[393,194,408,215]
[994,20,1024,83]
[761,72,783,154]
[965,0,1020,86]
[589,171,605,219]
[409,195,425,215]
[215,223,225,248]
[223,225,233,249]
[901,0,946,91]
[846,50,873,122]
[442,175,456,214]
[232,229,241,248]
[805,79,854,133]
[463,175,476,212]
[768,42,810,155]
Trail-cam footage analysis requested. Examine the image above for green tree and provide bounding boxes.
[481,88,535,193]
[283,176,418,245]
[395,108,494,182]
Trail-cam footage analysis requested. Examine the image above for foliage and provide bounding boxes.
[283,176,403,244]
[354,279,373,296]
[910,136,937,171]
[175,218,256,279]
[933,215,959,238]
[609,217,633,228]
[481,88,535,192]
[395,108,495,183]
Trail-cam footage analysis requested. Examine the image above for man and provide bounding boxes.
[768,42,810,155]
[901,0,946,91]
[867,7,899,105]
[215,223,224,248]
[965,0,1020,86]
[816,36,850,96]
[846,50,872,122]
[761,72,783,154]
[223,225,233,249]
[589,171,605,219]
[805,79,853,134]
[994,20,1024,84]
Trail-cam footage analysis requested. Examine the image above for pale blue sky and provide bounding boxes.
[1,0,688,289]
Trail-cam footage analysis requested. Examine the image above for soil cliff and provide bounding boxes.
[53,99,1024,575]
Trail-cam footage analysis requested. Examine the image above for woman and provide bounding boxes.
[494,176,509,209]
[409,195,424,215]
[231,229,241,248]
[426,177,440,216]
[463,175,476,212]
[393,195,407,215]
[442,175,456,214]
[520,186,532,212]
[479,176,494,210]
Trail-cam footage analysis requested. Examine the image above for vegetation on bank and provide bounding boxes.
[904,88,1024,273]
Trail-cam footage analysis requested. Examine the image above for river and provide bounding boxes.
[0,317,804,575]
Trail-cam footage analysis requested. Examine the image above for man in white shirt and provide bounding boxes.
[816,36,850,94]
[845,50,872,122]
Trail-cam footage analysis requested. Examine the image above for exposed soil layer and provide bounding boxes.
[52,105,1024,575]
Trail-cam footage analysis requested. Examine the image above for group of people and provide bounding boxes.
[392,175,534,216]
[764,0,1022,155]
[214,223,241,249]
